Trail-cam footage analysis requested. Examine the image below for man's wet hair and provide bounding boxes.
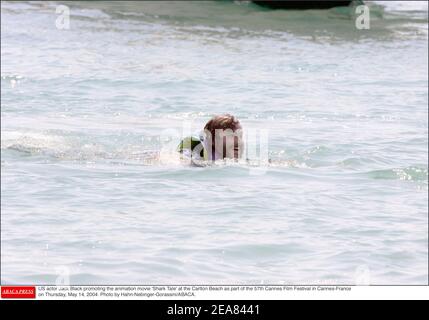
[204,114,241,137]
[203,114,242,160]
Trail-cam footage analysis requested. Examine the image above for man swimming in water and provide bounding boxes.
[177,114,244,164]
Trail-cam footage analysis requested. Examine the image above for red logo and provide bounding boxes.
[1,286,36,299]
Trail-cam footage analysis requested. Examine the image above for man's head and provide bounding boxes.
[203,114,243,160]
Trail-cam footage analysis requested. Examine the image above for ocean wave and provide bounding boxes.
[365,166,428,182]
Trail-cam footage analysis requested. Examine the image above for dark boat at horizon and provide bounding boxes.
[252,1,354,10]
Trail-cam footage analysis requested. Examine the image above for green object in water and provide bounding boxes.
[177,136,208,161]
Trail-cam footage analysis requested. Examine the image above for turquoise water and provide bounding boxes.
[1,1,428,285]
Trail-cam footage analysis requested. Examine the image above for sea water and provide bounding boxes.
[1,1,428,285]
